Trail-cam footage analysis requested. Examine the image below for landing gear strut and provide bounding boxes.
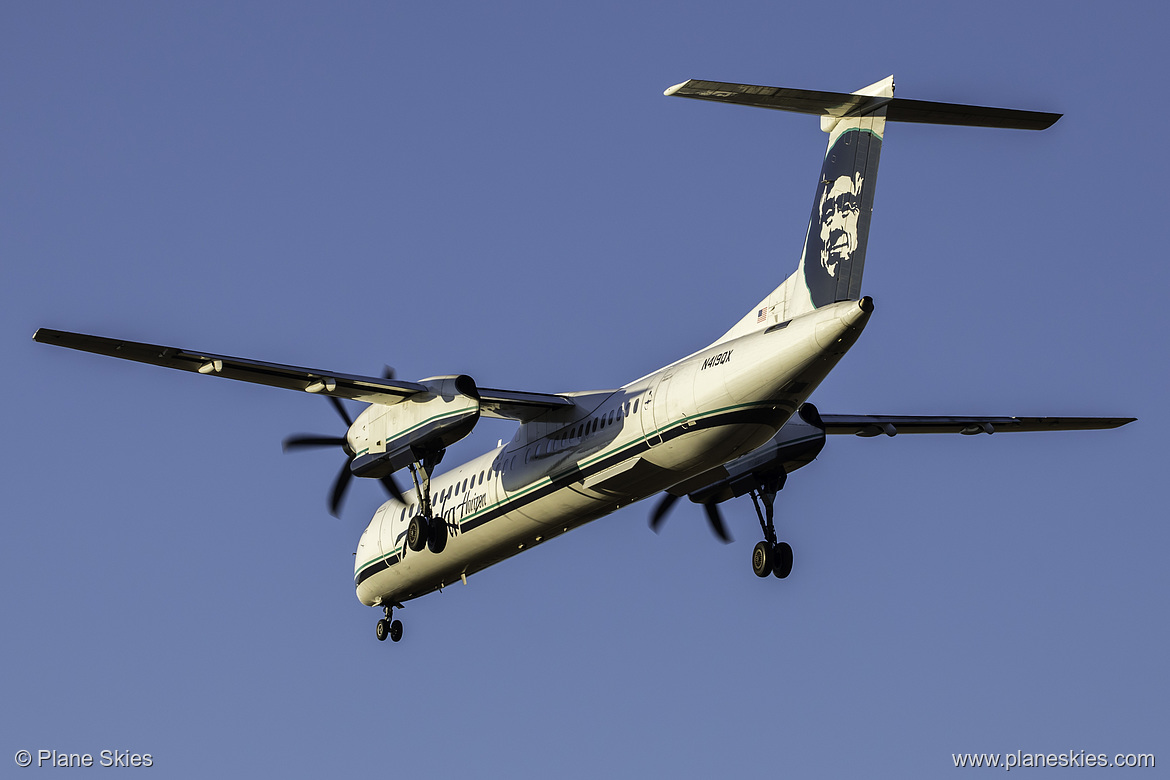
[405,449,447,554]
[375,604,403,643]
[749,472,793,579]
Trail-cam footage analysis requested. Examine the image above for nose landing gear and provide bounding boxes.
[376,604,404,643]
[748,473,792,579]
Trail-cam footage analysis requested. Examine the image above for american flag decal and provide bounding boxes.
[757,308,767,323]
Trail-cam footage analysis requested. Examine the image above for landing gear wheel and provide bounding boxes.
[772,541,793,579]
[752,541,773,578]
[427,516,447,554]
[407,514,430,552]
[376,604,403,644]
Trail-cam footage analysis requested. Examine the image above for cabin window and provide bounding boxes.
[632,399,640,414]
[608,410,616,425]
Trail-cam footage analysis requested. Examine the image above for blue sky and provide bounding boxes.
[3,2,1166,777]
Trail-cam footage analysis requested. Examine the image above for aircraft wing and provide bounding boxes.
[33,328,428,405]
[34,328,579,417]
[800,407,1135,437]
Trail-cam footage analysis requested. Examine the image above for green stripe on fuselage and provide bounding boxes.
[355,400,795,578]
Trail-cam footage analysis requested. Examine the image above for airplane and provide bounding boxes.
[34,76,1134,644]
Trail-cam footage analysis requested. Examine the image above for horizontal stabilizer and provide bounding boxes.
[665,79,1060,130]
[798,405,1135,437]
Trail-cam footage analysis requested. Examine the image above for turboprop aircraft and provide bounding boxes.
[34,76,1133,644]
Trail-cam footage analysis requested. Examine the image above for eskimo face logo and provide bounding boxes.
[818,172,863,278]
[803,129,879,309]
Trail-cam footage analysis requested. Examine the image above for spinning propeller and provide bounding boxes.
[283,394,403,517]
[648,492,732,543]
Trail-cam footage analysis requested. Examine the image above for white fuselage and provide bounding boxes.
[354,298,871,607]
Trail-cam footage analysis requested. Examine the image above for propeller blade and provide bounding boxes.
[283,434,347,452]
[285,397,365,518]
[328,395,354,427]
[649,492,681,533]
[703,501,733,544]
[379,473,405,502]
[328,461,354,517]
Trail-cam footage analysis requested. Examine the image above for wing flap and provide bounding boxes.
[33,328,427,405]
[477,387,575,421]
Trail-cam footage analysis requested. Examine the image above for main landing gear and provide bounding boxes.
[404,450,447,555]
[748,473,793,579]
[376,604,403,643]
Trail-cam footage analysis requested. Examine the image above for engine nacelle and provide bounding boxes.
[685,413,826,505]
[351,375,480,479]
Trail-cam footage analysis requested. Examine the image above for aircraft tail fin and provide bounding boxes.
[666,77,1061,345]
